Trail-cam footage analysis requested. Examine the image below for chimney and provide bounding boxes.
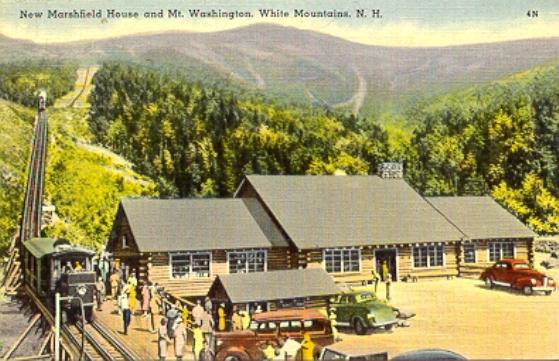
[378,162,403,179]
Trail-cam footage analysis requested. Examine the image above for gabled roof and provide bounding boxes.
[237,175,464,249]
[214,268,339,303]
[426,196,536,240]
[119,198,288,252]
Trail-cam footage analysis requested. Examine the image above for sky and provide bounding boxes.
[1,0,559,46]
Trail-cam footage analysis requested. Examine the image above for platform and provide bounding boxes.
[95,299,197,360]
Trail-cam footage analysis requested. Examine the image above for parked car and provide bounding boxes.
[214,308,334,361]
[480,258,556,295]
[330,290,398,335]
[391,349,467,360]
[319,343,388,360]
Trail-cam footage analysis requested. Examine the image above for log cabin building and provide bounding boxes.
[106,173,536,301]
[106,198,290,297]
[207,268,340,311]
[426,196,536,278]
[235,175,466,283]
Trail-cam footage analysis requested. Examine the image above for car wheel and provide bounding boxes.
[545,291,552,296]
[485,277,494,289]
[223,352,250,361]
[353,317,367,335]
[384,323,394,331]
[523,286,533,295]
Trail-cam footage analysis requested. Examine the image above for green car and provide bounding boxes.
[330,291,398,335]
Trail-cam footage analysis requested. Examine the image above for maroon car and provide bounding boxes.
[480,259,556,295]
[215,308,334,361]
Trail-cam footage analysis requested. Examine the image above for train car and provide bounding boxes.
[24,237,97,322]
[38,90,47,111]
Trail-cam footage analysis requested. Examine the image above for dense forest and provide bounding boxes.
[0,62,77,107]
[407,67,559,233]
[88,63,390,197]
[89,63,559,234]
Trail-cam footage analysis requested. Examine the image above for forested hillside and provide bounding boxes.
[0,62,77,107]
[0,63,156,253]
[89,62,559,234]
[88,63,390,197]
[405,66,559,233]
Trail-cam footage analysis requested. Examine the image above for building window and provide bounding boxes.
[122,234,129,249]
[463,243,476,263]
[170,252,211,279]
[324,248,360,273]
[228,250,267,274]
[489,241,515,262]
[413,245,444,268]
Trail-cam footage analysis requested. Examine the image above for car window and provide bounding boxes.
[303,320,324,332]
[347,295,356,303]
[256,322,277,333]
[279,321,290,330]
[356,292,374,303]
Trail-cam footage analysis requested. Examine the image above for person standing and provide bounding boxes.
[158,318,171,361]
[371,268,381,294]
[217,303,227,331]
[95,277,105,311]
[328,309,341,342]
[192,299,204,326]
[198,341,215,361]
[174,319,187,361]
[381,260,390,282]
[231,306,243,331]
[241,309,251,330]
[109,270,120,300]
[300,333,316,361]
[381,260,392,301]
[186,324,204,361]
[141,281,151,317]
[200,310,215,345]
[119,291,131,335]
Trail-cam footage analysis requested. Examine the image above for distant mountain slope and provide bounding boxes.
[2,24,559,115]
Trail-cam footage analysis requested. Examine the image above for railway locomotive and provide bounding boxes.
[24,237,97,322]
[38,90,47,111]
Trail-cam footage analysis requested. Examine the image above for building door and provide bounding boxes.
[375,249,398,281]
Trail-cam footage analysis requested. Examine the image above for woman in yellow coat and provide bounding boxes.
[129,281,137,313]
[217,303,227,331]
[300,332,316,361]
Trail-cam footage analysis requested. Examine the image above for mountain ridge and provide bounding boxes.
[2,24,559,116]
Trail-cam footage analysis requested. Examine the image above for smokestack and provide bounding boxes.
[378,162,403,179]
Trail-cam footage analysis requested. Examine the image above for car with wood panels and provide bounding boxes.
[480,258,556,295]
[214,308,334,361]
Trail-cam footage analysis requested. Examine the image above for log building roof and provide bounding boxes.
[426,196,536,240]
[118,198,288,252]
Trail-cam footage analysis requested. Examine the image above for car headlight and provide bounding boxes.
[77,285,87,296]
[216,340,223,347]
[530,278,537,286]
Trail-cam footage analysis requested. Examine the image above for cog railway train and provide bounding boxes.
[24,237,97,322]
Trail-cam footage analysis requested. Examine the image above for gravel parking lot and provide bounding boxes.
[336,255,559,359]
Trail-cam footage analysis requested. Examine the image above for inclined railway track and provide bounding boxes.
[64,321,132,361]
[20,110,48,243]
